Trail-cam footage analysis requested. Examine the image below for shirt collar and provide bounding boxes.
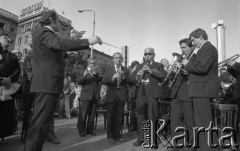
[199,41,208,50]
[44,26,55,33]
[114,64,121,70]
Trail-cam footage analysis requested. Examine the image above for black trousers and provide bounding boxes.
[107,96,125,139]
[22,93,35,138]
[24,93,59,151]
[136,84,159,145]
[192,98,218,151]
[170,98,194,149]
[77,96,97,134]
[0,99,15,138]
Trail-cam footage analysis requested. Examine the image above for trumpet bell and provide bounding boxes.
[169,52,181,66]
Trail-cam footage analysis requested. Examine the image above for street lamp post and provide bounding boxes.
[78,10,95,58]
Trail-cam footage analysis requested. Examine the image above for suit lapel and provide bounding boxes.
[110,65,115,76]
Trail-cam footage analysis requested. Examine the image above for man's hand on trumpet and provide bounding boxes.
[88,36,102,45]
[181,58,189,66]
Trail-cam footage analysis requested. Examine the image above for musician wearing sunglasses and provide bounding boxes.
[181,28,219,151]
[76,58,103,137]
[0,32,21,139]
[132,48,167,149]
[170,38,196,151]
[24,10,102,151]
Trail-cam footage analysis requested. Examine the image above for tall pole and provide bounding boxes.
[212,20,226,63]
[78,10,95,58]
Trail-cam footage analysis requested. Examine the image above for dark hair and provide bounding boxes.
[39,10,58,26]
[0,32,9,37]
[189,28,208,40]
[179,38,193,47]
[131,61,139,68]
[112,52,122,58]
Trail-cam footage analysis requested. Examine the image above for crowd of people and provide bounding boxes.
[0,9,240,151]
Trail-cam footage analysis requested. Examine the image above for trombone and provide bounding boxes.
[218,54,239,68]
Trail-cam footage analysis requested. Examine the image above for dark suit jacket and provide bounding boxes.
[102,65,132,103]
[184,41,219,98]
[0,45,20,85]
[171,54,196,101]
[77,70,102,101]
[133,61,167,99]
[227,62,240,99]
[31,27,89,94]
[22,54,33,94]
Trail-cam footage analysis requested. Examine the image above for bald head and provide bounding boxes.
[144,47,154,54]
[144,47,155,62]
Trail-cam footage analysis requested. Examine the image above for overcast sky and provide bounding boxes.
[1,0,240,63]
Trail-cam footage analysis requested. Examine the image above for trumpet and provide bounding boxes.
[218,54,239,68]
[84,66,103,77]
[159,52,181,87]
[168,48,195,88]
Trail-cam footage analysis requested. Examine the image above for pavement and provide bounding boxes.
[0,116,170,151]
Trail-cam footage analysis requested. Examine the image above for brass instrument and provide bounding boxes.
[159,52,181,87]
[168,47,195,88]
[218,54,239,68]
[84,66,103,77]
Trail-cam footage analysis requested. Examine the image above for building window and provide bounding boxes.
[25,22,32,31]
[18,38,21,45]
[0,22,5,30]
[25,35,29,44]
[23,49,27,57]
[10,27,15,32]
[32,20,39,31]
[18,25,25,34]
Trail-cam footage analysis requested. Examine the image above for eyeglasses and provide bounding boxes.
[144,53,152,56]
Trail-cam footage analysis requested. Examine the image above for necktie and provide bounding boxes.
[116,65,120,73]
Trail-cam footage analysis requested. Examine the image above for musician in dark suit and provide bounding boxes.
[77,58,102,136]
[170,38,195,151]
[182,28,219,151]
[132,48,167,150]
[226,60,240,126]
[102,52,132,143]
[160,58,172,101]
[24,10,102,151]
[0,32,20,139]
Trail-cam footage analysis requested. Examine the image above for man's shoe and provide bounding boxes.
[108,138,115,143]
[132,140,143,147]
[88,132,96,136]
[79,132,86,137]
[47,138,60,144]
[115,138,126,142]
[151,144,158,150]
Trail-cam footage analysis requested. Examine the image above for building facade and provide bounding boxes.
[0,8,18,51]
[15,1,73,59]
[80,49,113,66]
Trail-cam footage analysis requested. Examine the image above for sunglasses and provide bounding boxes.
[144,53,153,56]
